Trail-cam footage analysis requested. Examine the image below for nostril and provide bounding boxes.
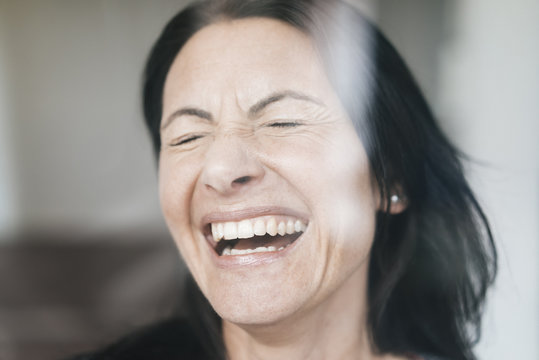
[233,176,252,185]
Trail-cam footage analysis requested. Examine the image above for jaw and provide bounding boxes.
[202,228,373,327]
[221,263,373,360]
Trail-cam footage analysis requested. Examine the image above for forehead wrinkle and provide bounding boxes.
[233,86,250,118]
[164,18,334,129]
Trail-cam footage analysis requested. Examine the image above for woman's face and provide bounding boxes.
[159,18,379,325]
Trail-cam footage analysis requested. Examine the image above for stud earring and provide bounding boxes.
[390,194,400,203]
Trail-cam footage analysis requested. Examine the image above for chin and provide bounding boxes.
[205,273,313,326]
[215,297,305,327]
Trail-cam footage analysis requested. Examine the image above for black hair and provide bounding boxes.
[142,1,497,359]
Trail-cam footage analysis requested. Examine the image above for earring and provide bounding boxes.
[390,194,400,203]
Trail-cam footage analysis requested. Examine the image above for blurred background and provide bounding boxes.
[0,0,537,359]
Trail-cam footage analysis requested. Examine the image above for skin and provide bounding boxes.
[159,18,406,360]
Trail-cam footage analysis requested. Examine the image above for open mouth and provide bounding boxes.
[205,216,307,256]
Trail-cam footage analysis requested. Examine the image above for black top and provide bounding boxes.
[68,318,211,360]
[67,318,446,360]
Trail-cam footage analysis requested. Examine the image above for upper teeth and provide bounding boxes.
[211,216,307,242]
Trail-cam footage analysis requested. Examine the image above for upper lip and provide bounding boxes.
[200,206,309,229]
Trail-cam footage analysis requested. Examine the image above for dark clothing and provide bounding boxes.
[67,318,212,360]
[67,318,446,360]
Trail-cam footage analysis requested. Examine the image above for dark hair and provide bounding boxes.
[143,1,497,359]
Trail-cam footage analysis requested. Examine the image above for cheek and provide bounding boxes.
[261,127,376,218]
[316,159,377,285]
[159,159,182,220]
[159,154,212,281]
[158,154,201,243]
[263,127,377,266]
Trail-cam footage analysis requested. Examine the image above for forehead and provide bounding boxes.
[163,17,338,113]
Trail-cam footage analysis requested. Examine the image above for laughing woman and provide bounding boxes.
[70,0,496,359]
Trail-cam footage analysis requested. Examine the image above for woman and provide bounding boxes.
[71,0,497,359]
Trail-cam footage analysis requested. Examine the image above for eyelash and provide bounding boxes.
[267,121,301,128]
[171,135,203,146]
[170,121,301,146]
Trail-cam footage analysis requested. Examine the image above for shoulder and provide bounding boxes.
[65,317,208,360]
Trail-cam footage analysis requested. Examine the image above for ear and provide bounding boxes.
[386,192,407,214]
[377,185,408,214]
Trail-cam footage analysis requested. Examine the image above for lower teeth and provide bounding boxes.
[223,245,286,256]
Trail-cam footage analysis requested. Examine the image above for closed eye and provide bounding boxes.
[171,135,203,146]
[267,121,301,128]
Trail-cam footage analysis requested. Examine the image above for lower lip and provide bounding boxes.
[207,232,305,269]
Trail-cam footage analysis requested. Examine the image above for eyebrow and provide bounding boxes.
[247,90,325,118]
[161,108,212,130]
[161,90,324,130]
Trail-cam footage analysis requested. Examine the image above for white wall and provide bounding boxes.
[439,0,539,358]
[0,0,18,239]
[2,0,191,237]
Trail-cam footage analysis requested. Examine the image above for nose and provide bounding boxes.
[200,135,265,197]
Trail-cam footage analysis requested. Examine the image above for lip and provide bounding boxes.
[200,206,309,228]
[199,206,309,269]
[206,226,306,269]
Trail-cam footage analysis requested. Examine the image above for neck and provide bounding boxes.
[222,267,387,360]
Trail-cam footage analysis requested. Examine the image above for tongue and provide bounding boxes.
[233,234,295,250]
